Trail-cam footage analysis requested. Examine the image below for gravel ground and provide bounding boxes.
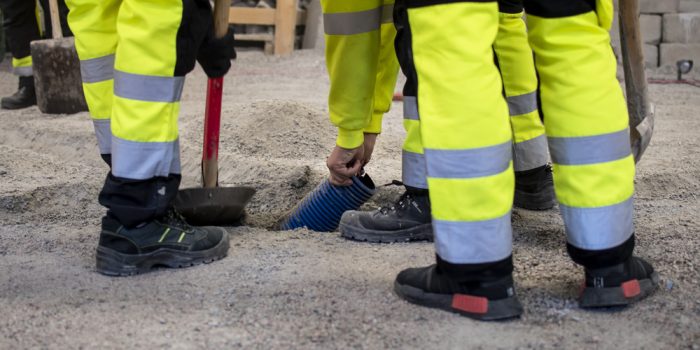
[0,51,698,349]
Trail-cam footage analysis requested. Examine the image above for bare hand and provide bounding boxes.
[327,145,365,186]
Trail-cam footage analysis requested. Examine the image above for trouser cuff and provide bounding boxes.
[567,234,635,269]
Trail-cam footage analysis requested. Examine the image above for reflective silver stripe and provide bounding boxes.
[93,119,112,154]
[434,213,512,264]
[548,128,631,165]
[381,4,394,24]
[113,70,185,103]
[403,96,419,120]
[81,54,115,83]
[111,136,181,179]
[402,150,427,189]
[324,7,382,35]
[513,134,549,172]
[425,141,512,179]
[560,197,634,250]
[507,92,537,116]
[13,66,33,77]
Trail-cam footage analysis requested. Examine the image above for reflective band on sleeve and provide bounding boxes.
[424,141,512,179]
[92,119,112,155]
[111,136,181,179]
[513,134,549,172]
[434,213,512,264]
[507,91,537,116]
[548,128,631,166]
[13,66,33,77]
[560,197,634,250]
[403,96,419,120]
[402,150,428,189]
[113,70,185,103]
[381,4,394,24]
[324,6,382,35]
[81,54,115,83]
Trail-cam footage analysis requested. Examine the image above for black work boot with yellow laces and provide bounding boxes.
[96,209,229,276]
[339,185,433,243]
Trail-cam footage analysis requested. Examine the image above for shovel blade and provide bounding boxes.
[174,186,256,226]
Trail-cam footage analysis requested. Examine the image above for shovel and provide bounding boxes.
[619,0,654,163]
[173,0,255,226]
[30,0,87,114]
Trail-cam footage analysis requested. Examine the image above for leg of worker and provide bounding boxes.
[0,0,39,109]
[494,0,554,210]
[393,0,523,320]
[338,1,432,243]
[65,0,119,166]
[525,0,657,307]
[69,0,228,276]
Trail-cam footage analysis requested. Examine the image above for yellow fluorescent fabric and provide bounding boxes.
[66,0,119,121]
[510,111,545,143]
[11,56,32,68]
[596,0,614,30]
[410,2,510,150]
[527,12,628,138]
[428,165,514,222]
[494,11,537,97]
[323,0,399,149]
[111,97,179,142]
[402,119,423,154]
[409,1,512,223]
[553,156,635,208]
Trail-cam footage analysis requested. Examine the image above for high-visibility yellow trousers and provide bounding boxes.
[399,0,634,264]
[400,0,548,191]
[321,0,400,149]
[67,0,183,178]
[67,0,196,226]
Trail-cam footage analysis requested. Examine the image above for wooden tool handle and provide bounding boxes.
[214,0,230,39]
[48,0,63,39]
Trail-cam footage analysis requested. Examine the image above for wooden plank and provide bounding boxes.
[274,0,297,56]
[234,33,274,42]
[229,7,276,25]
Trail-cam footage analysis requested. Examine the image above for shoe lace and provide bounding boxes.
[163,207,194,233]
[378,180,413,215]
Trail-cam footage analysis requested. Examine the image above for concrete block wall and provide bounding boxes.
[611,0,700,69]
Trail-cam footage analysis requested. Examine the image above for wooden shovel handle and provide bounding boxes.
[48,0,63,39]
[214,0,230,38]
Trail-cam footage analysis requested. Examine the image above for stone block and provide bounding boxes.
[609,14,662,45]
[659,43,700,66]
[680,0,700,12]
[641,14,663,44]
[644,44,660,67]
[639,0,679,13]
[662,13,700,43]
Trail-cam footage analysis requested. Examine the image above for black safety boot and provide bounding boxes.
[394,257,523,321]
[1,76,37,110]
[579,256,659,308]
[96,209,229,276]
[514,164,556,210]
[339,186,432,243]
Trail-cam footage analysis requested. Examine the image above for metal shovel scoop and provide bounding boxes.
[174,0,255,226]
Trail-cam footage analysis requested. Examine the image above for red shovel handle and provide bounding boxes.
[202,77,223,188]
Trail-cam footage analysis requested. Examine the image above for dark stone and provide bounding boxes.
[30,37,88,114]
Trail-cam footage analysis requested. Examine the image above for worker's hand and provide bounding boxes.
[197,27,237,78]
[362,133,379,167]
[327,145,365,186]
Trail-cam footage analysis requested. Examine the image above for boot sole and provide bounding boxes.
[394,280,523,321]
[579,272,659,308]
[0,100,36,110]
[514,186,556,211]
[95,232,230,277]
[339,222,433,243]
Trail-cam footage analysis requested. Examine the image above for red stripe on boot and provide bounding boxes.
[452,294,488,314]
[621,279,641,298]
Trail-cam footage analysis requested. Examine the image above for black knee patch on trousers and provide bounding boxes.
[99,173,181,228]
[523,0,596,18]
[437,254,514,281]
[568,235,636,269]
